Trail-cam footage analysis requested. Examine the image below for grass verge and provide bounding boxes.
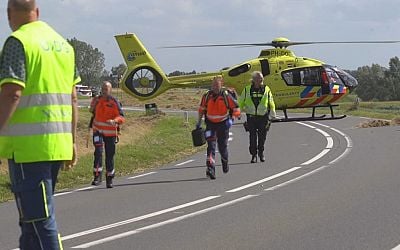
[0,113,202,203]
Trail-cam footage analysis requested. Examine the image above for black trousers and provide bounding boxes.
[205,120,230,168]
[247,114,269,157]
[93,132,117,176]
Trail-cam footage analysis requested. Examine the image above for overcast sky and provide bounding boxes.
[0,0,399,73]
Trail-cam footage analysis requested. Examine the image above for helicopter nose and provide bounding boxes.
[341,70,358,91]
[327,66,358,91]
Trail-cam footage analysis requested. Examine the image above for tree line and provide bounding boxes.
[69,38,400,101]
[350,57,400,101]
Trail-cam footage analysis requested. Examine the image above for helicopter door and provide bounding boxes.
[259,59,270,76]
[320,70,330,95]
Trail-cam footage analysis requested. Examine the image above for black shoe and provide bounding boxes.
[259,154,265,162]
[206,166,216,179]
[91,174,102,186]
[251,155,257,163]
[222,159,229,173]
[106,175,113,188]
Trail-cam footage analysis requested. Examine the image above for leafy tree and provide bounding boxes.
[385,56,400,100]
[68,38,105,87]
[168,70,196,76]
[353,64,388,101]
[111,63,127,78]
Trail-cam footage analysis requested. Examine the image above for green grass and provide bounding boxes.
[0,115,202,202]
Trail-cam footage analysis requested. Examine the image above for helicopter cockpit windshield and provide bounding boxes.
[324,65,358,90]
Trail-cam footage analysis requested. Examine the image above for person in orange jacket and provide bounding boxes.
[197,76,241,179]
[90,81,125,188]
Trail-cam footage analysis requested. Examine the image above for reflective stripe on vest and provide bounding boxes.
[0,122,71,136]
[93,120,118,136]
[17,93,71,108]
[206,113,229,122]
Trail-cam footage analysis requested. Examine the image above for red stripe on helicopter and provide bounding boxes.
[295,99,309,107]
[300,86,316,99]
[308,95,328,106]
[328,93,345,103]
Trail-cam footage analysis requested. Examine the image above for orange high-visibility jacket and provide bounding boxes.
[90,96,125,137]
[198,89,241,123]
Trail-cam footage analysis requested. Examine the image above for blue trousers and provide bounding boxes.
[8,159,63,250]
[205,120,230,167]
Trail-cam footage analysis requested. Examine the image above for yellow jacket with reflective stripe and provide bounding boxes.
[0,21,80,162]
[238,84,276,116]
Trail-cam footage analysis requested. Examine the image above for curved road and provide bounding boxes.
[1,115,400,250]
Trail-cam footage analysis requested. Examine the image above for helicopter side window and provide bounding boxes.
[282,67,325,86]
[228,63,251,77]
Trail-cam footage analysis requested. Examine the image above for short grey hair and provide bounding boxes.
[251,71,263,80]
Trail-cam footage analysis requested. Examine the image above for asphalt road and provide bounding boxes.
[1,115,400,250]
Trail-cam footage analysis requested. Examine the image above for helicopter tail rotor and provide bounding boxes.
[115,33,170,100]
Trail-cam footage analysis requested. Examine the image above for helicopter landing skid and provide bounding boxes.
[272,104,346,123]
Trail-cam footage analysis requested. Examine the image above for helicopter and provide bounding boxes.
[114,33,400,122]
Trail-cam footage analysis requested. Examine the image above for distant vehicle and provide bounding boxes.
[75,84,92,97]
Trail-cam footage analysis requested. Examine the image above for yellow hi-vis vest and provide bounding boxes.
[238,84,276,116]
[0,21,80,163]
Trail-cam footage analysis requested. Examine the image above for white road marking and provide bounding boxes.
[296,122,316,129]
[329,127,353,148]
[55,187,94,197]
[329,148,352,165]
[62,195,220,241]
[391,244,400,250]
[127,171,156,180]
[226,167,301,193]
[265,165,329,191]
[71,195,257,248]
[300,149,330,166]
[326,137,334,149]
[174,160,194,166]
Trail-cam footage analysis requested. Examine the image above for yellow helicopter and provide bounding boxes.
[115,33,399,122]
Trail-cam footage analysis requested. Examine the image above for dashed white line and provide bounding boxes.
[296,122,316,129]
[300,149,330,166]
[127,171,156,180]
[226,167,301,193]
[265,165,329,191]
[62,195,220,241]
[328,148,352,165]
[174,160,194,166]
[55,187,94,197]
[71,195,257,249]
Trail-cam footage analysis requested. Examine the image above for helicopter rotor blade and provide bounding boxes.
[160,40,400,49]
[289,41,400,45]
[160,42,275,49]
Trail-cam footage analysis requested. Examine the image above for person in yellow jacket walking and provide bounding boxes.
[0,0,80,249]
[238,71,276,163]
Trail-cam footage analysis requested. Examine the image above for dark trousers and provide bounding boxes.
[247,114,268,157]
[205,120,230,167]
[93,133,117,176]
[8,159,63,250]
